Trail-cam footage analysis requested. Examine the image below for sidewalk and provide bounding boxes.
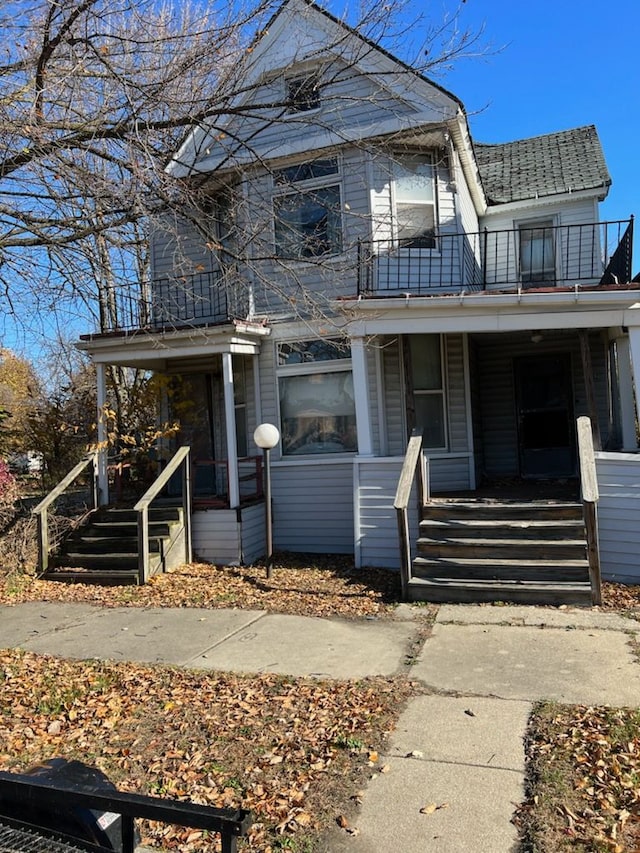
[2,600,639,852]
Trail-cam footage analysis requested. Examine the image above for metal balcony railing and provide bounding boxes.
[357,218,634,297]
[98,270,249,334]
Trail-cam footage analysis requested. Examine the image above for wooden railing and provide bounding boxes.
[134,446,192,584]
[576,416,602,605]
[32,453,100,574]
[393,428,429,599]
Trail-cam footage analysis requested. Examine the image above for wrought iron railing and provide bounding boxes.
[358,218,633,296]
[99,270,249,333]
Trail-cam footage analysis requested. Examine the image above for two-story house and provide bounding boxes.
[69,0,640,600]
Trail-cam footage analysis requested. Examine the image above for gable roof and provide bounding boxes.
[475,125,611,205]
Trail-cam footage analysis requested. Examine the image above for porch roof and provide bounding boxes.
[345,287,640,337]
[76,319,271,369]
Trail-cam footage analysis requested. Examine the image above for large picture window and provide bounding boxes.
[273,159,342,259]
[409,335,447,449]
[278,339,357,456]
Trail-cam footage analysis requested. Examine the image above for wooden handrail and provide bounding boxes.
[393,428,427,599]
[32,453,99,574]
[134,446,192,584]
[576,416,602,605]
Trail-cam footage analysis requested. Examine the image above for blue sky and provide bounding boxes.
[433,0,638,240]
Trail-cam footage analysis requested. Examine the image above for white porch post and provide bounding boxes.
[351,336,373,456]
[628,325,640,437]
[95,362,109,505]
[222,351,240,508]
[616,335,638,450]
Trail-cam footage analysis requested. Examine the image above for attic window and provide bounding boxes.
[286,75,320,113]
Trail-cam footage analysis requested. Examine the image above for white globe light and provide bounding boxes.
[253,423,280,449]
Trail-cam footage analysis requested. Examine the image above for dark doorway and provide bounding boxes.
[514,355,575,478]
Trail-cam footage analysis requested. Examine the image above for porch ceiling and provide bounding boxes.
[76,320,271,369]
[346,290,640,337]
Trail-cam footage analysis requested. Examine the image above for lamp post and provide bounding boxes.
[253,423,280,578]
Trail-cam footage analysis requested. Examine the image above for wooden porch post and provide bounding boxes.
[614,334,638,450]
[96,363,109,505]
[222,352,240,508]
[628,325,640,433]
[351,336,373,456]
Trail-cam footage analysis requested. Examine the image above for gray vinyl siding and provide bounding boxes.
[150,213,215,280]
[445,335,468,453]
[382,336,405,456]
[271,461,354,553]
[240,502,266,564]
[595,452,640,583]
[480,198,601,291]
[476,331,610,479]
[194,60,419,170]
[192,509,241,565]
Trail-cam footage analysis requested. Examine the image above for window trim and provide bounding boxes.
[275,338,357,458]
[517,216,558,285]
[391,152,438,251]
[408,334,449,452]
[272,157,344,261]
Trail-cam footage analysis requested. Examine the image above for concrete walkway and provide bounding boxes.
[2,601,639,852]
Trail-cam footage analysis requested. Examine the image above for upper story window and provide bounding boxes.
[286,74,321,113]
[393,154,437,249]
[277,339,356,456]
[273,158,342,259]
[519,219,556,284]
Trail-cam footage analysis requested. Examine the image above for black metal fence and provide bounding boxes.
[100,270,249,334]
[358,218,633,296]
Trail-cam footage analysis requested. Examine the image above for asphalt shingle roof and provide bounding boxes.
[475,125,611,205]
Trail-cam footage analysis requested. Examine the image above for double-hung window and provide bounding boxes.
[277,339,357,456]
[286,74,321,113]
[393,154,437,249]
[273,159,342,259]
[519,218,556,284]
[409,335,447,449]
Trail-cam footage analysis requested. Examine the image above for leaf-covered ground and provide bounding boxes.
[0,556,403,619]
[0,649,412,852]
[516,702,640,852]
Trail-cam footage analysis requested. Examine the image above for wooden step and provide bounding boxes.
[412,555,590,583]
[416,537,586,561]
[422,500,583,522]
[406,576,593,606]
[41,568,141,586]
[419,518,586,540]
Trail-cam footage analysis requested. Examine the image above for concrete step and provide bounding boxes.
[406,576,593,606]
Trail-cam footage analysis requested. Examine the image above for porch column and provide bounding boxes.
[222,351,240,508]
[351,336,373,456]
[95,363,109,505]
[616,335,638,451]
[628,325,640,435]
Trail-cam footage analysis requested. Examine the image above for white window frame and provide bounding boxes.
[391,152,438,250]
[276,338,357,457]
[517,216,558,285]
[272,158,343,260]
[408,335,448,451]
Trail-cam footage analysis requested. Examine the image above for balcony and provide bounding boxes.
[97,270,249,335]
[357,219,634,297]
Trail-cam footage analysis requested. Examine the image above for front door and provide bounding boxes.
[514,355,575,478]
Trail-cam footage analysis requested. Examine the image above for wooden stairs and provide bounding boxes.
[42,505,186,585]
[407,498,593,605]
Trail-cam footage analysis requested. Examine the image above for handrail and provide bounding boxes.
[0,768,251,853]
[576,416,602,605]
[393,428,428,599]
[134,446,192,584]
[32,453,99,574]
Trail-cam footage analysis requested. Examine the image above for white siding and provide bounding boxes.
[240,502,266,564]
[271,461,354,553]
[480,198,602,290]
[192,509,241,565]
[595,451,640,583]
